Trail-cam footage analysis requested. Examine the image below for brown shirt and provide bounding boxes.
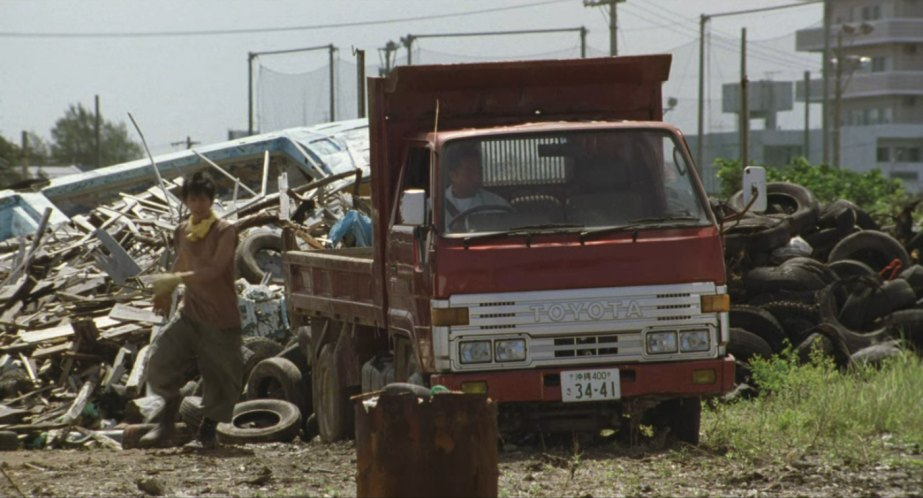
[174,218,241,329]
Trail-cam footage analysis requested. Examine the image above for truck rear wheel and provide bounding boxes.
[313,344,354,442]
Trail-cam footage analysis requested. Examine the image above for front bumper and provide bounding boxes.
[431,357,735,403]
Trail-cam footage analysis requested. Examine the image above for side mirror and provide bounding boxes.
[399,189,426,226]
[742,166,767,213]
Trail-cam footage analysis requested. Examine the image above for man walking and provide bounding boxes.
[141,171,242,449]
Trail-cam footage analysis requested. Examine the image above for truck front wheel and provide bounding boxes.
[647,397,702,445]
[313,344,354,442]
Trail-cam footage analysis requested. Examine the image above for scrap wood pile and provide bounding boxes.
[0,165,368,451]
[718,182,923,392]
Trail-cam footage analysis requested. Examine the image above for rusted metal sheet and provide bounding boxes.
[354,392,498,498]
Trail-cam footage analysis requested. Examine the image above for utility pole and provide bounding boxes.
[584,0,624,56]
[804,70,811,161]
[697,14,707,172]
[740,28,749,168]
[248,52,256,136]
[822,0,831,164]
[171,136,200,149]
[328,44,336,122]
[401,35,414,65]
[356,49,367,118]
[379,41,398,76]
[95,95,102,168]
[20,131,29,179]
[833,31,843,168]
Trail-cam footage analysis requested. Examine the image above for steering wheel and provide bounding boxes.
[448,204,514,232]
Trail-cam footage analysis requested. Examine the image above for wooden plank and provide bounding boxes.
[61,277,104,296]
[18,322,73,344]
[17,353,37,385]
[125,345,150,396]
[100,323,144,341]
[108,303,161,324]
[31,342,72,359]
[93,316,121,330]
[61,375,98,425]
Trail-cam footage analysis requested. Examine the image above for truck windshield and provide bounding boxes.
[439,130,710,235]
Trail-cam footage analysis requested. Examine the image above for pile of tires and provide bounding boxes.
[722,182,922,379]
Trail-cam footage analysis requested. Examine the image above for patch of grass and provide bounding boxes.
[703,348,923,466]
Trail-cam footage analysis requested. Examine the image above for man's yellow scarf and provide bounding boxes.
[186,211,217,241]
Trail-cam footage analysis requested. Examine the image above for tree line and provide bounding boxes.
[0,103,143,189]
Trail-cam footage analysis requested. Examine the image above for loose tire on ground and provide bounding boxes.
[217,399,302,444]
[245,357,307,414]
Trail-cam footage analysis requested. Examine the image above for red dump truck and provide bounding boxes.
[283,55,735,443]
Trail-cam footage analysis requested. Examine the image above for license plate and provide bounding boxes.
[561,368,621,402]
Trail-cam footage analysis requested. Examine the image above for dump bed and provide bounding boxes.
[283,246,384,327]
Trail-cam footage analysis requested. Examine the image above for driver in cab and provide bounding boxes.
[444,144,509,230]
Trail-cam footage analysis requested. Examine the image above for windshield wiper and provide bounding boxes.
[578,216,703,243]
[462,223,584,248]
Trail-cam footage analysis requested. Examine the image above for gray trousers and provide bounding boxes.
[146,312,243,423]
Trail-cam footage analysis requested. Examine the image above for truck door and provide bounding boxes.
[385,145,434,379]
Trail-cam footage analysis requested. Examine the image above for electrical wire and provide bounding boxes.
[0,0,571,38]
[624,1,821,69]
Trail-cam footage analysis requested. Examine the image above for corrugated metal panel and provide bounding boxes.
[480,136,567,186]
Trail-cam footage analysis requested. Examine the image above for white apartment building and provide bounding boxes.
[796,0,923,189]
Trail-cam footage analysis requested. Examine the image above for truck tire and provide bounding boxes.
[729,182,819,236]
[729,306,786,353]
[242,337,284,387]
[647,397,701,445]
[246,357,306,414]
[827,259,876,280]
[728,327,773,362]
[236,231,284,285]
[313,344,353,443]
[217,399,302,444]
[828,230,910,272]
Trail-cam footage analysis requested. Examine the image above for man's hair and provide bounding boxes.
[448,143,482,172]
[181,170,217,201]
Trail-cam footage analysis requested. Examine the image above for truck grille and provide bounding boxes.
[553,334,620,357]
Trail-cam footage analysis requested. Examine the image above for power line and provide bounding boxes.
[0,0,570,38]
[624,1,820,69]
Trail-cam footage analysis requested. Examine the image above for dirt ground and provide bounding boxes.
[0,436,921,497]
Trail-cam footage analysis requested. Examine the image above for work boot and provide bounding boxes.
[197,417,219,450]
[139,397,180,448]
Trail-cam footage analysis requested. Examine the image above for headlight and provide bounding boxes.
[646,331,678,354]
[459,341,492,364]
[494,339,526,362]
[680,330,710,352]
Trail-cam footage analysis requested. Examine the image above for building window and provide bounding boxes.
[871,56,887,72]
[861,5,881,20]
[877,147,890,162]
[890,171,919,181]
[894,147,923,163]
[904,44,917,55]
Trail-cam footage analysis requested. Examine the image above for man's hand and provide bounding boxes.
[150,273,183,297]
[152,293,172,316]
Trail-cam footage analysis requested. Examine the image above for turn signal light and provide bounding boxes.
[432,307,469,326]
[461,381,488,394]
[701,294,730,313]
[692,369,717,385]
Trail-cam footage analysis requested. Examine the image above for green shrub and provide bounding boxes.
[714,157,909,225]
[703,348,923,466]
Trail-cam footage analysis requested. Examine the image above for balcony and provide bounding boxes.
[796,19,923,52]
[845,72,923,98]
[796,72,923,102]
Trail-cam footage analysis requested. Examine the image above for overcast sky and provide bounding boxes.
[0,0,823,157]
